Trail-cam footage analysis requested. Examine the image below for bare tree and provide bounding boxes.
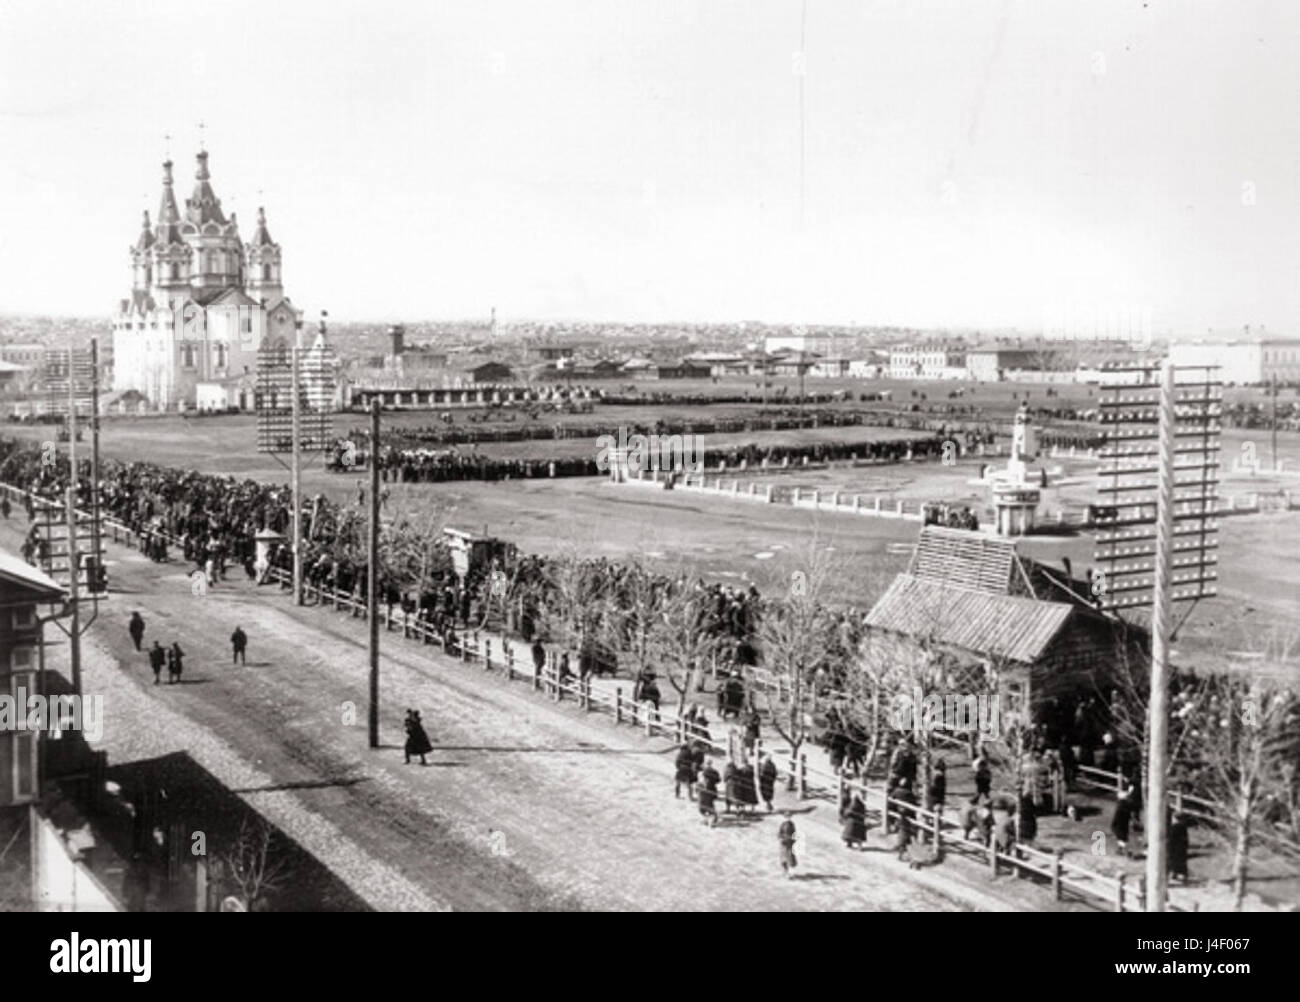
[650,576,728,705]
[1187,672,1298,909]
[753,545,841,788]
[223,818,290,913]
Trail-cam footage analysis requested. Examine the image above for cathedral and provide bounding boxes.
[111,150,302,409]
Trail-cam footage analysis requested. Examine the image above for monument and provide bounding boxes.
[987,403,1044,536]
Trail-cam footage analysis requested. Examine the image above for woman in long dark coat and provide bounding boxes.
[734,763,759,814]
[404,709,434,765]
[167,642,184,684]
[841,794,868,848]
[1111,789,1134,857]
[759,755,777,811]
[723,762,738,814]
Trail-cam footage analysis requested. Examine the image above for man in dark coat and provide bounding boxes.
[759,755,778,811]
[697,760,720,827]
[230,626,247,665]
[926,759,947,810]
[167,642,184,684]
[531,639,545,678]
[974,755,992,799]
[1168,811,1190,883]
[841,793,868,849]
[674,744,696,800]
[148,641,166,685]
[128,611,145,652]
[404,709,434,765]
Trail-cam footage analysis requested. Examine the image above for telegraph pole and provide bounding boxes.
[90,337,102,596]
[367,397,381,749]
[1145,358,1177,912]
[66,343,82,696]
[1271,373,1278,474]
[291,321,303,605]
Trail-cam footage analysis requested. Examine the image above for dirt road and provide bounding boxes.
[5,515,974,911]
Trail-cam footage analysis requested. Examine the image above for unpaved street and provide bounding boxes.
[8,517,972,911]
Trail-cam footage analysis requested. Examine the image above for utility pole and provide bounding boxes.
[291,320,303,605]
[1146,358,1177,912]
[1271,373,1278,474]
[66,343,81,696]
[90,337,102,597]
[368,398,381,749]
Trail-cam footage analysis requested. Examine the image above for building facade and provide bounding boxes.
[1170,338,1300,385]
[889,343,968,380]
[112,151,301,409]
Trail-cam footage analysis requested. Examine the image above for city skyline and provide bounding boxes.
[1,0,1298,331]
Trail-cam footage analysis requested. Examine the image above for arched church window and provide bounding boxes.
[263,264,272,281]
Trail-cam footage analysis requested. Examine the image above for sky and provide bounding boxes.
[1,0,1298,331]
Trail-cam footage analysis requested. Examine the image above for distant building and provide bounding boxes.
[0,344,45,368]
[0,360,29,394]
[444,361,514,385]
[683,352,749,377]
[808,357,851,378]
[1170,337,1300,385]
[764,333,851,357]
[890,343,968,380]
[111,151,302,409]
[966,349,1038,382]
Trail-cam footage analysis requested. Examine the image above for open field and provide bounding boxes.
[7,387,1298,677]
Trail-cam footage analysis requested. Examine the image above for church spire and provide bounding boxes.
[135,210,155,251]
[155,160,183,245]
[251,206,274,246]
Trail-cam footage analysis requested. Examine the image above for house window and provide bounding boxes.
[181,345,196,368]
[170,263,180,280]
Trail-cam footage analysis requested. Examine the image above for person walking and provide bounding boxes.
[697,759,721,827]
[926,758,947,810]
[841,793,868,849]
[674,743,696,800]
[759,754,778,812]
[404,709,434,765]
[148,641,166,685]
[1111,787,1134,858]
[893,781,917,860]
[778,813,798,877]
[128,611,145,652]
[743,707,761,754]
[167,641,185,684]
[973,753,992,800]
[230,626,248,665]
